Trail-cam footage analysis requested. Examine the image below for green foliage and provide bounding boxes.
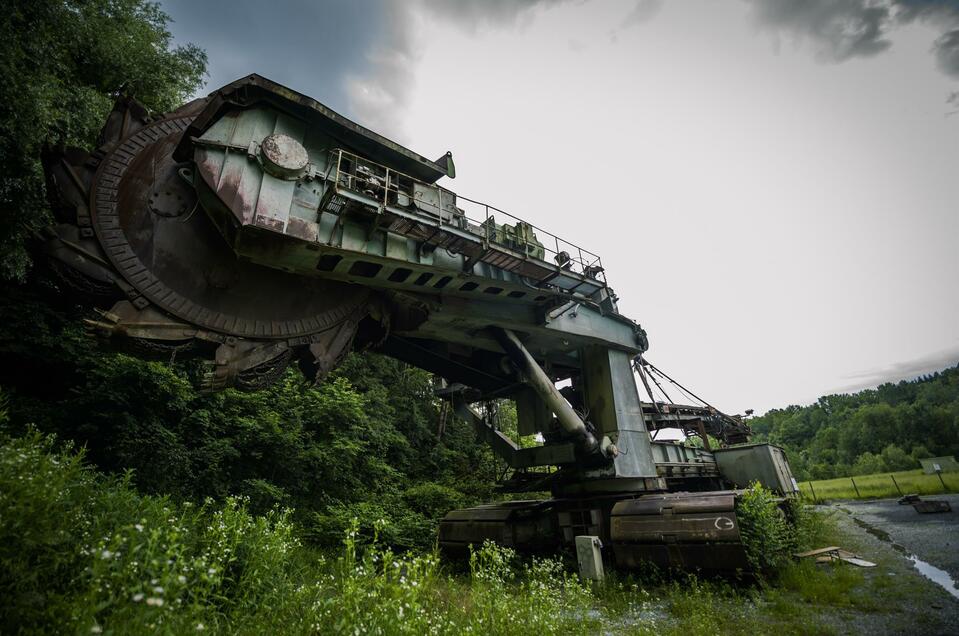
[749,366,959,480]
[0,0,207,280]
[0,430,303,633]
[5,430,951,635]
[467,541,594,633]
[0,432,599,635]
[0,281,494,551]
[852,451,883,476]
[735,483,798,574]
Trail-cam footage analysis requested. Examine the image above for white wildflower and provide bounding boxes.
[132,593,145,602]
[135,524,143,532]
[178,575,187,584]
[196,624,205,631]
[90,625,102,634]
[146,597,164,607]
[152,586,164,594]
[100,550,113,560]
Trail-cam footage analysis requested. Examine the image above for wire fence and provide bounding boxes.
[799,470,958,503]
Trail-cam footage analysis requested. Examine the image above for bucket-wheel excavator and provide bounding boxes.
[42,75,797,572]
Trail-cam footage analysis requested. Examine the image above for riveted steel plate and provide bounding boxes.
[89,116,371,339]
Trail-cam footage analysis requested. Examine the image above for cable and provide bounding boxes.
[649,363,704,408]
[632,355,663,413]
[646,365,675,404]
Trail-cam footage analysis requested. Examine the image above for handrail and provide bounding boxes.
[326,148,607,284]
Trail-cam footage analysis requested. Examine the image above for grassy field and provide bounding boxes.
[800,468,959,501]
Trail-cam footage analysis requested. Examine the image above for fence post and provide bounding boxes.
[890,474,902,496]
[808,481,818,504]
[851,477,861,498]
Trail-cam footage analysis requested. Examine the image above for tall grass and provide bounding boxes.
[800,469,959,501]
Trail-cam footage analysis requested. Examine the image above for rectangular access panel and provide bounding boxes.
[712,444,798,494]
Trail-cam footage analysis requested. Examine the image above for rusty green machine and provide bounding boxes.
[42,75,797,571]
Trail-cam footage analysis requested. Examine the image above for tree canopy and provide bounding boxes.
[0,0,206,279]
[749,367,959,480]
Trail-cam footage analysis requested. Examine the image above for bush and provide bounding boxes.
[0,431,601,634]
[0,283,496,552]
[0,430,305,633]
[403,482,465,519]
[736,483,798,574]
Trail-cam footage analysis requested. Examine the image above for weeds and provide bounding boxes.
[0,431,598,635]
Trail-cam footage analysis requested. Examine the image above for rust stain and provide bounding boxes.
[287,217,318,242]
[254,215,285,233]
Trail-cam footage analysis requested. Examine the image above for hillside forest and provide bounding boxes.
[748,366,959,481]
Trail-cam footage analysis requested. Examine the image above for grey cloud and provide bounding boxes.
[161,0,574,143]
[893,0,959,22]
[346,0,571,139]
[747,0,892,62]
[343,2,418,141]
[420,0,569,33]
[620,0,664,29]
[934,29,959,76]
[830,345,959,394]
[161,0,389,116]
[748,0,959,81]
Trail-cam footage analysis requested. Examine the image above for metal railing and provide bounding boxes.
[325,148,606,284]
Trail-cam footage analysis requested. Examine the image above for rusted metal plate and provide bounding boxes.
[438,501,557,554]
[914,500,952,513]
[610,492,747,571]
[613,492,737,516]
[613,543,749,571]
[610,510,741,544]
[87,114,373,341]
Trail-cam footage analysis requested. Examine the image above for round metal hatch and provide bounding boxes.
[259,133,309,179]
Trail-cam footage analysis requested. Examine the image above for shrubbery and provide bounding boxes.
[0,431,598,635]
[0,283,496,552]
[735,483,802,574]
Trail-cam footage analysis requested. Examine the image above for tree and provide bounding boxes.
[911,444,933,461]
[880,443,916,473]
[852,452,883,476]
[0,0,207,279]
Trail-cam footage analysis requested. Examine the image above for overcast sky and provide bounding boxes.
[161,0,959,414]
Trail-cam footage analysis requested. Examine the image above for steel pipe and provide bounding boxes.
[492,327,599,454]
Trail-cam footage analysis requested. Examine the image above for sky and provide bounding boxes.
[160,0,959,415]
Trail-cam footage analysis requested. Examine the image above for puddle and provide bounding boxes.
[909,556,959,600]
[850,515,959,600]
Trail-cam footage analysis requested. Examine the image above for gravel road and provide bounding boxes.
[837,493,959,584]
[820,501,959,635]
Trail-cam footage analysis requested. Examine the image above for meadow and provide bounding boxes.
[799,468,959,502]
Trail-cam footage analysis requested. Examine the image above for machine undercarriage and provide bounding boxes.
[41,74,797,572]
